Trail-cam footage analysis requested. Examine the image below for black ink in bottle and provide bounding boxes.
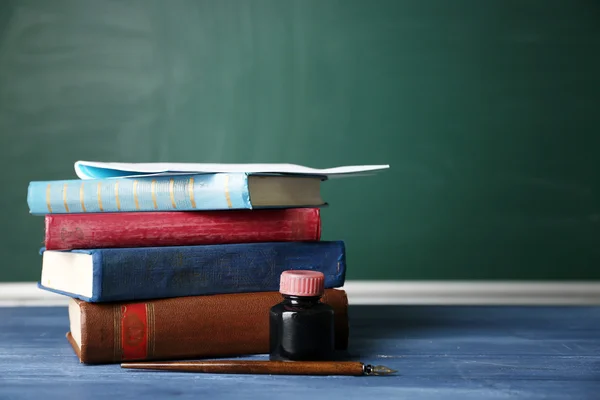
[269,270,335,361]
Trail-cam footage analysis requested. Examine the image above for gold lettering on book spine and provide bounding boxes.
[115,181,121,211]
[97,182,104,212]
[146,303,155,358]
[113,305,123,362]
[224,175,232,208]
[188,177,196,208]
[169,178,177,209]
[46,184,52,213]
[133,180,140,210]
[80,183,86,212]
[63,183,70,213]
[151,180,158,209]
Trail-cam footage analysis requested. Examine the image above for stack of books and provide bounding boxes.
[26,161,388,364]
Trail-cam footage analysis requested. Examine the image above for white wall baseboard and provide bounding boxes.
[1,281,600,307]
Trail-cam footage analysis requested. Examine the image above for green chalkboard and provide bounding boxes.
[1,0,599,282]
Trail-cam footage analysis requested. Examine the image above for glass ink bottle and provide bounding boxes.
[269,270,335,361]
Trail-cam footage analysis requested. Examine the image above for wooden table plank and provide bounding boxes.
[1,305,599,399]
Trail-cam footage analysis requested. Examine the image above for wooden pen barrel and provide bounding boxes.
[121,360,365,376]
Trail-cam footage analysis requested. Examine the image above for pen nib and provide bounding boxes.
[364,364,397,376]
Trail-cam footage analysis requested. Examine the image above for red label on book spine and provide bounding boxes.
[121,304,148,360]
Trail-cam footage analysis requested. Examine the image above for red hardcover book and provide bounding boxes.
[45,208,321,250]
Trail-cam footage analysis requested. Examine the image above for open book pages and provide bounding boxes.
[74,161,390,180]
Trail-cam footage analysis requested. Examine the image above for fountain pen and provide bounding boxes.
[121,360,397,376]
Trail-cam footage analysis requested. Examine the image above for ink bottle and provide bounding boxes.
[269,270,335,361]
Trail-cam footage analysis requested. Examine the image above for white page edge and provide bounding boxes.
[74,161,390,180]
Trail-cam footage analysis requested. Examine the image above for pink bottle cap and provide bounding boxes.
[279,270,325,297]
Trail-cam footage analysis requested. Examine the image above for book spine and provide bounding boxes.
[92,241,345,302]
[74,289,348,363]
[44,209,321,250]
[27,173,250,214]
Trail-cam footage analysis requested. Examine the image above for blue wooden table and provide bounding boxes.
[1,305,599,399]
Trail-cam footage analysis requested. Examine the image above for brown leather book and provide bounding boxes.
[66,289,349,364]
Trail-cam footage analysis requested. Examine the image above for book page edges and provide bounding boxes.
[41,251,94,299]
[248,175,324,207]
[67,297,83,363]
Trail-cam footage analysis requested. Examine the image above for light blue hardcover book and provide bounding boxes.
[27,173,325,214]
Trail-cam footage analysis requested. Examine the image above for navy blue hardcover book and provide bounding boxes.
[37,241,346,302]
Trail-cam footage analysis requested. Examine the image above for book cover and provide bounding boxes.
[44,208,321,250]
[66,289,348,364]
[39,241,346,302]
